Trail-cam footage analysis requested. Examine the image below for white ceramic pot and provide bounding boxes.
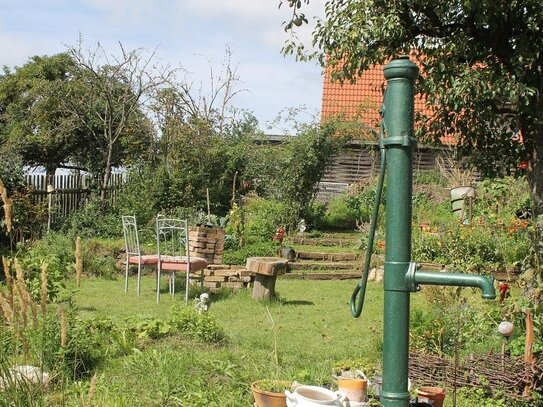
[285,385,346,407]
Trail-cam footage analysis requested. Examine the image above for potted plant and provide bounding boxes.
[415,386,446,407]
[251,380,292,407]
[332,358,375,403]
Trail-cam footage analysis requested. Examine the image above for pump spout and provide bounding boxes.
[412,270,496,299]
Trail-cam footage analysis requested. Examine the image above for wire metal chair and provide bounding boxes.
[121,215,159,296]
[155,215,209,303]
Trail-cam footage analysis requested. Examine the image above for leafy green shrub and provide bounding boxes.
[476,176,531,220]
[413,170,446,187]
[344,178,386,227]
[243,197,288,244]
[126,316,172,340]
[223,241,278,265]
[169,304,226,344]
[63,197,121,238]
[80,238,122,279]
[246,123,345,228]
[27,312,114,380]
[10,189,48,241]
[322,195,358,230]
[112,166,162,225]
[301,201,327,231]
[17,232,74,301]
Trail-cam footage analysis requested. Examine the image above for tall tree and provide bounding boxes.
[0,54,81,186]
[63,40,174,201]
[149,47,249,212]
[282,0,543,214]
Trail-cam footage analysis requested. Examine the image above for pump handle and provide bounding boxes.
[351,146,387,317]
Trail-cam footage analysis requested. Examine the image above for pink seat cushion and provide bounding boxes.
[160,256,209,271]
[128,255,159,265]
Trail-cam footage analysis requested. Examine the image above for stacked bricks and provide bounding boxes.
[200,264,254,292]
[188,226,225,265]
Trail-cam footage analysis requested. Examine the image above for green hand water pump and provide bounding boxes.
[350,56,496,407]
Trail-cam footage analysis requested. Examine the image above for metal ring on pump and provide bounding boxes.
[350,102,388,318]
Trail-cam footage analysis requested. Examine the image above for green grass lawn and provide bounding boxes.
[67,275,439,406]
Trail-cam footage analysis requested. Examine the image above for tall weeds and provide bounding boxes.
[75,236,82,287]
[0,177,13,234]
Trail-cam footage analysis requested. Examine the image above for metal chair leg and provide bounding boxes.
[125,260,129,292]
[185,268,190,305]
[137,262,142,296]
[169,272,175,296]
[156,267,161,303]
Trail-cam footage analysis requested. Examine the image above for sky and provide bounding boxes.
[0,0,325,133]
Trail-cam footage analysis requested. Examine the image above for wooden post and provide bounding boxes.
[523,309,535,397]
[245,257,288,300]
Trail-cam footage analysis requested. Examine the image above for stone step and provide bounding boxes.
[288,261,360,271]
[280,272,361,281]
[289,237,359,247]
[296,251,358,262]
[282,266,384,282]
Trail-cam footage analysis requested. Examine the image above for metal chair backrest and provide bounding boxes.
[122,215,141,257]
[156,216,190,261]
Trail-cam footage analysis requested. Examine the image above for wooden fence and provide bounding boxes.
[317,141,447,202]
[25,173,126,221]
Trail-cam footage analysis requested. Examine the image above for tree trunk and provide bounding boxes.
[531,136,543,215]
[100,143,113,202]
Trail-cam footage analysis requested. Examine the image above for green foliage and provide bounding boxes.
[112,165,164,225]
[302,201,327,231]
[282,0,543,214]
[476,177,532,221]
[0,153,47,246]
[247,123,345,227]
[17,232,74,301]
[410,287,501,356]
[155,110,258,216]
[451,387,507,407]
[412,177,532,270]
[413,170,446,187]
[332,357,378,376]
[25,312,113,380]
[127,316,172,340]
[242,196,288,245]
[168,304,227,344]
[10,189,48,242]
[81,239,121,279]
[223,241,279,265]
[0,53,81,174]
[322,195,358,230]
[344,177,386,226]
[519,215,543,306]
[63,197,121,238]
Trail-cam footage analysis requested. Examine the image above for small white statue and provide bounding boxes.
[194,292,210,313]
[297,219,307,236]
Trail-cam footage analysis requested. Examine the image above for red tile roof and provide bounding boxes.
[321,63,456,145]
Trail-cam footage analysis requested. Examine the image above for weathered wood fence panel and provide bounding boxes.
[317,142,446,202]
[25,173,126,221]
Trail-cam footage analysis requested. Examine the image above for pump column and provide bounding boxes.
[380,57,419,407]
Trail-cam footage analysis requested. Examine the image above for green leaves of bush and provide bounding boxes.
[168,304,226,344]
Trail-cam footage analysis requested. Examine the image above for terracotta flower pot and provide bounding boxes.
[416,386,445,407]
[252,380,290,407]
[337,377,367,403]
